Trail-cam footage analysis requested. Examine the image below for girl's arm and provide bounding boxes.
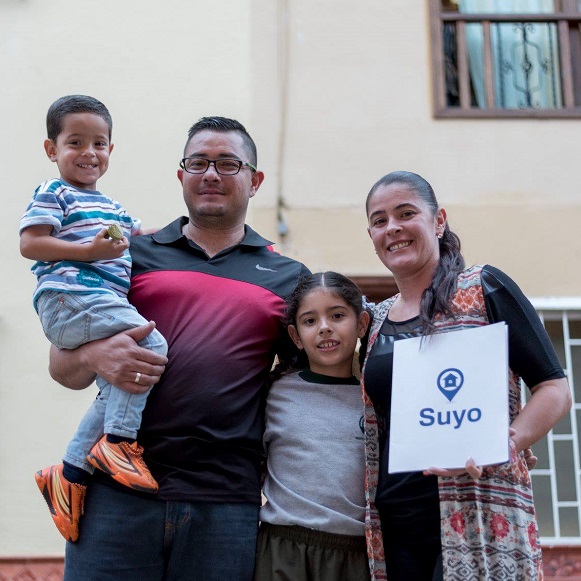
[20,224,129,262]
[50,323,167,392]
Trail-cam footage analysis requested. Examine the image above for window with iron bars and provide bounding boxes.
[529,301,581,543]
[429,0,581,117]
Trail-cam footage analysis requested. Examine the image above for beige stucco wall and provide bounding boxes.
[1,0,579,558]
[251,0,581,296]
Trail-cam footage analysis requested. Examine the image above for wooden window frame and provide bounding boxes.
[429,0,581,118]
[350,276,398,304]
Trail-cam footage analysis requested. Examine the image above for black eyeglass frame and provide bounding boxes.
[179,157,257,175]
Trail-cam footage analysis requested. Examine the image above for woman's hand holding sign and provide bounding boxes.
[423,428,536,479]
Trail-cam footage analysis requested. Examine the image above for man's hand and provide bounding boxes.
[86,323,167,393]
[50,322,167,391]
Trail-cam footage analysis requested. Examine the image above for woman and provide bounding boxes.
[361,171,571,581]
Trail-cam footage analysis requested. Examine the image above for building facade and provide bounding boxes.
[1,0,580,577]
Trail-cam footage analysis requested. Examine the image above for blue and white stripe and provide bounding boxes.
[20,179,141,309]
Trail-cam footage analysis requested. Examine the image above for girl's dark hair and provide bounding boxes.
[285,271,364,327]
[272,272,366,379]
[366,171,465,335]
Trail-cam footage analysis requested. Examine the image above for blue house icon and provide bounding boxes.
[437,368,465,402]
[444,373,458,387]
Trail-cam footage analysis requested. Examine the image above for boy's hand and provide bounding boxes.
[20,224,130,263]
[84,228,129,261]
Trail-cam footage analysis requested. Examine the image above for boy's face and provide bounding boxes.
[44,112,113,191]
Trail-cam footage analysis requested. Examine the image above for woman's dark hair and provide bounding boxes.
[366,171,465,335]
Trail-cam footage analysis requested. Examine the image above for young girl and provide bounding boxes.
[254,272,372,581]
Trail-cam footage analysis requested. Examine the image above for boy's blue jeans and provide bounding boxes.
[64,482,259,581]
[37,290,168,472]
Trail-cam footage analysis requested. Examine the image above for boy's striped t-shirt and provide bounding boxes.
[20,178,141,309]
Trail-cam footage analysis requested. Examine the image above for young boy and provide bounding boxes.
[19,95,168,543]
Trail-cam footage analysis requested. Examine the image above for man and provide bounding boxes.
[48,117,310,580]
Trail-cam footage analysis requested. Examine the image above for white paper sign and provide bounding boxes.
[388,322,509,473]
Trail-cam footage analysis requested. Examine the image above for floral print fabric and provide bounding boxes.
[362,266,543,581]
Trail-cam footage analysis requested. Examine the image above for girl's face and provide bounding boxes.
[288,288,369,378]
[367,183,446,280]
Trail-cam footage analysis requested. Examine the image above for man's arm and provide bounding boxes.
[50,323,167,393]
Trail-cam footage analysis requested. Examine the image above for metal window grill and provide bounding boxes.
[529,299,581,544]
[430,0,581,117]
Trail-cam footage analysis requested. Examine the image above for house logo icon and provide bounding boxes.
[436,368,464,402]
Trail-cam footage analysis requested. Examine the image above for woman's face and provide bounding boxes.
[367,183,446,279]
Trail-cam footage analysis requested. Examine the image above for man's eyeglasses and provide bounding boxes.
[179,157,257,176]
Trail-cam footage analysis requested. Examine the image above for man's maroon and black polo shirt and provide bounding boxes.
[126,217,310,503]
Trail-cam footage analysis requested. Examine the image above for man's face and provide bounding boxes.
[178,130,264,228]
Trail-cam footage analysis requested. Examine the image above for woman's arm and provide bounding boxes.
[49,322,167,393]
[423,379,571,479]
[510,376,571,453]
[424,267,571,478]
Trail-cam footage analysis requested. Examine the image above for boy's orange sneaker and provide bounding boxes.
[87,436,159,493]
[35,464,86,543]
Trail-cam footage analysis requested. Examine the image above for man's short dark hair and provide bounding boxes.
[185,116,257,166]
[46,95,113,142]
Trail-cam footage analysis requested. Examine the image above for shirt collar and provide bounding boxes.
[299,369,360,385]
[151,216,274,248]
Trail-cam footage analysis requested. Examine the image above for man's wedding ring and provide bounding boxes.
[134,372,142,384]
